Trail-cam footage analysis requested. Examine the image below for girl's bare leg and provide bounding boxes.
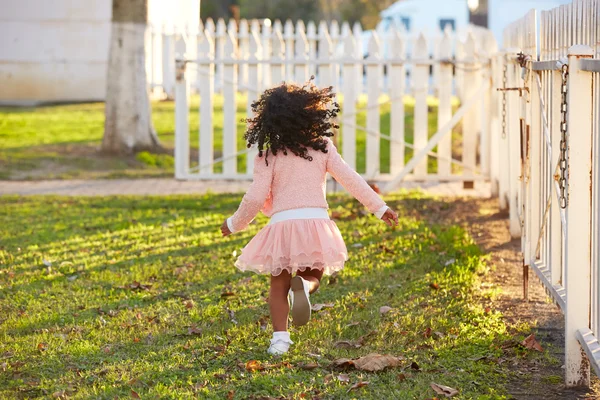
[270,270,292,332]
[297,267,324,294]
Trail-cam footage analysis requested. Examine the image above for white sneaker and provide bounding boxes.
[268,331,293,355]
[290,276,311,326]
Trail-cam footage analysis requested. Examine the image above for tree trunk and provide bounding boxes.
[102,0,161,154]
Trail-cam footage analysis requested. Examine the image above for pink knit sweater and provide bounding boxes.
[228,138,387,233]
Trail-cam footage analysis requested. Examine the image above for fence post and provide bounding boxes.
[353,21,363,93]
[317,29,333,88]
[306,21,317,78]
[295,24,309,84]
[198,30,215,176]
[461,33,479,188]
[246,29,262,176]
[437,29,452,177]
[271,30,285,86]
[564,44,594,387]
[174,36,189,180]
[238,19,250,91]
[366,33,382,178]
[222,31,238,176]
[505,49,522,238]
[389,28,405,176]
[341,35,357,169]
[162,25,176,99]
[215,18,227,92]
[413,32,429,178]
[284,19,295,82]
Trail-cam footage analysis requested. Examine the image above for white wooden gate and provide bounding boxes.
[502,0,600,387]
[172,18,499,187]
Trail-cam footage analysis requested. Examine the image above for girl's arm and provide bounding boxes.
[225,155,274,234]
[326,138,388,218]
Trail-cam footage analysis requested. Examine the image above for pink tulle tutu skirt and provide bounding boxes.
[235,219,348,276]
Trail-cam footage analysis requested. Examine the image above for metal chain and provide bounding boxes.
[559,63,569,209]
[501,56,508,139]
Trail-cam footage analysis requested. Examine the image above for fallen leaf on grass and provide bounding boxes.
[334,340,362,349]
[184,301,194,309]
[347,381,370,392]
[521,334,543,352]
[333,353,403,372]
[187,326,202,336]
[444,259,456,266]
[429,282,440,290]
[298,362,319,370]
[311,303,334,312]
[227,390,235,400]
[410,361,421,371]
[130,389,141,399]
[430,382,459,397]
[245,360,264,372]
[37,343,47,351]
[337,374,350,383]
[345,321,360,328]
[424,327,432,338]
[398,373,407,381]
[379,306,393,315]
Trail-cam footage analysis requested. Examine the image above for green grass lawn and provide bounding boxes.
[0,95,460,180]
[0,192,540,399]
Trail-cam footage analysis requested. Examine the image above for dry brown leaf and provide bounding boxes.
[334,340,362,349]
[424,327,432,338]
[130,389,141,399]
[245,360,263,372]
[379,306,393,315]
[410,361,421,371]
[347,381,370,392]
[227,390,235,400]
[221,291,235,298]
[398,373,407,381]
[430,383,459,397]
[337,374,350,383]
[37,343,47,351]
[521,334,543,352]
[429,282,440,290]
[185,301,194,309]
[298,362,319,370]
[187,326,202,336]
[352,353,402,372]
[311,303,334,311]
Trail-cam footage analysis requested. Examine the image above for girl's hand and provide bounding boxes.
[382,208,399,227]
[221,220,232,237]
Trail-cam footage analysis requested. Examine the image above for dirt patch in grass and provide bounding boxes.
[409,194,600,399]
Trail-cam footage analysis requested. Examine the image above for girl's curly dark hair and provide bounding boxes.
[244,78,340,165]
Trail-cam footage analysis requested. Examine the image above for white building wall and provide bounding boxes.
[380,0,469,34]
[488,0,571,45]
[0,0,199,105]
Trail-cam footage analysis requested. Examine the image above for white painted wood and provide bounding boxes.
[215,18,226,91]
[353,21,363,92]
[330,20,341,88]
[198,31,215,175]
[490,52,501,196]
[498,54,510,211]
[246,30,262,175]
[550,66,563,286]
[261,20,272,89]
[175,36,189,179]
[306,21,317,77]
[295,25,309,84]
[238,19,250,90]
[284,19,294,81]
[389,28,405,176]
[564,45,594,387]
[413,33,429,177]
[318,29,333,88]
[462,33,479,184]
[506,52,522,239]
[222,31,238,175]
[437,30,452,177]
[271,29,285,86]
[366,33,382,177]
[341,35,357,169]
[162,30,175,98]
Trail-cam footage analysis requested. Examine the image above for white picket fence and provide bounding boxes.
[501,0,600,387]
[172,17,499,185]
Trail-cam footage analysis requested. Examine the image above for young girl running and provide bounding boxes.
[221,81,398,355]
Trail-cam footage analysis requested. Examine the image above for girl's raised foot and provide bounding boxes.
[290,276,311,326]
